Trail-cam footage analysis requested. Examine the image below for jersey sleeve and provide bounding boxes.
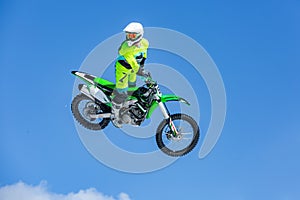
[142,39,149,59]
[118,42,140,72]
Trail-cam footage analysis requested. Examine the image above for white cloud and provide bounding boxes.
[118,193,131,200]
[0,181,131,200]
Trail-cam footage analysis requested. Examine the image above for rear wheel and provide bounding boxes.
[156,114,199,157]
[71,94,111,130]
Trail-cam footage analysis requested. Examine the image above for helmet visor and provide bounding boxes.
[126,32,140,41]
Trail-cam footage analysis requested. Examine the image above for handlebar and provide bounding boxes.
[144,76,157,86]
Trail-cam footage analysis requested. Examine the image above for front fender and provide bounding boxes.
[146,94,190,119]
[160,94,190,105]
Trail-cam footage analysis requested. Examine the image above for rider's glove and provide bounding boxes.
[143,70,151,78]
[140,57,146,68]
[137,67,151,79]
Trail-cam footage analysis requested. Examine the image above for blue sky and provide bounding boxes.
[1,0,300,199]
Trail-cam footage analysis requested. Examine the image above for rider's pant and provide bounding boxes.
[113,61,138,104]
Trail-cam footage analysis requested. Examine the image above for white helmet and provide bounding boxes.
[123,22,144,46]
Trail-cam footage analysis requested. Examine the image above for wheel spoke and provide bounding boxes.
[71,94,111,130]
[156,113,199,157]
[179,132,193,140]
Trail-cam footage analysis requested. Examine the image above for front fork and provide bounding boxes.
[158,102,179,137]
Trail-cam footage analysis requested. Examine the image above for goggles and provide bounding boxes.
[126,32,139,41]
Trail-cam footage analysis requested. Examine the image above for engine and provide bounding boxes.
[129,103,148,125]
[120,102,147,126]
[119,86,152,126]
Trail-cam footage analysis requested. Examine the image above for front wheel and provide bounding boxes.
[156,114,200,157]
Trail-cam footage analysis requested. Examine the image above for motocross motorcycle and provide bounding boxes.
[71,71,200,157]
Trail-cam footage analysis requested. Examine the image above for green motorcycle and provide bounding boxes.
[71,71,199,157]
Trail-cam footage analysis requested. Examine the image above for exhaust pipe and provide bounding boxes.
[79,83,111,104]
[78,84,95,100]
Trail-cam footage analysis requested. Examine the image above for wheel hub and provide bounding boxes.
[83,102,99,121]
[166,131,183,141]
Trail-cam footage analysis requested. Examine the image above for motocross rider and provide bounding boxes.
[111,22,150,127]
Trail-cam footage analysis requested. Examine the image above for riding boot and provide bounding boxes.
[111,101,123,128]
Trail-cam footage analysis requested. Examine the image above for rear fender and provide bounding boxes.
[72,71,96,86]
